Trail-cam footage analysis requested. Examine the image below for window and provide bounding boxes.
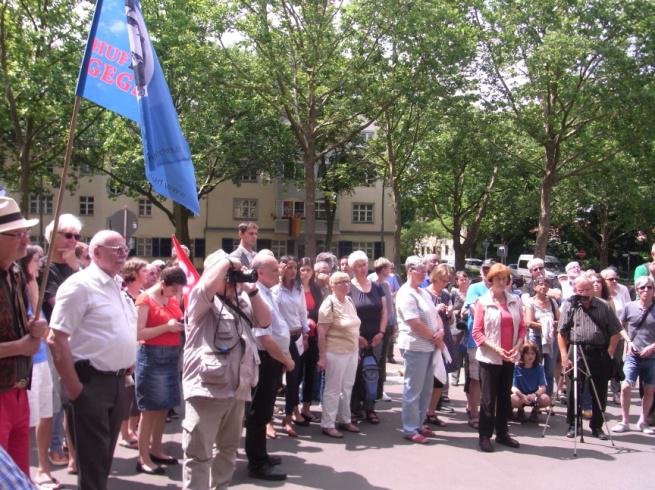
[191,239,206,259]
[79,196,94,216]
[29,194,53,214]
[233,198,257,220]
[352,241,375,261]
[362,131,375,142]
[136,238,153,257]
[352,203,373,223]
[271,240,287,258]
[79,163,94,176]
[151,238,172,258]
[282,200,305,218]
[315,200,327,220]
[138,199,152,217]
[239,170,258,183]
[106,179,123,197]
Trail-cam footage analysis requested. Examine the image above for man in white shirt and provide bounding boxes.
[229,222,258,267]
[48,230,137,490]
[245,252,294,481]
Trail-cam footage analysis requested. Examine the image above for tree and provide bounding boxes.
[0,0,90,214]
[226,0,389,258]
[417,105,510,270]
[471,0,655,258]
[357,0,477,266]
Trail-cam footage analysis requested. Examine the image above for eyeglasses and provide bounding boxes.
[638,285,653,291]
[0,230,30,239]
[99,244,130,255]
[333,280,350,285]
[531,266,545,271]
[58,232,81,241]
[606,277,618,282]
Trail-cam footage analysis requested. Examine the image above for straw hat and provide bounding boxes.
[0,197,39,233]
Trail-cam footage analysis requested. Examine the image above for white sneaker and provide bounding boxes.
[637,421,655,435]
[611,422,630,433]
[381,392,392,402]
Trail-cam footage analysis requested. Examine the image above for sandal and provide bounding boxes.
[284,424,299,437]
[338,422,361,433]
[34,476,62,490]
[424,414,446,427]
[467,418,480,429]
[366,410,380,424]
[119,439,139,450]
[265,423,278,439]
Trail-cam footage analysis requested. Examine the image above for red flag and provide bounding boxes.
[172,235,200,306]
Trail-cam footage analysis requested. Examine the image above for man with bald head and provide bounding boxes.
[48,230,137,490]
[558,275,621,440]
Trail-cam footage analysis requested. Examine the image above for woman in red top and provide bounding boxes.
[134,266,187,475]
[472,264,525,453]
[299,257,323,421]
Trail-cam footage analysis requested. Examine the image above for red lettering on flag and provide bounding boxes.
[100,63,117,84]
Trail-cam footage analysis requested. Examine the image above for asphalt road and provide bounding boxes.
[31,357,655,489]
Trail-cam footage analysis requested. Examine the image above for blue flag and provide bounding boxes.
[76,0,200,215]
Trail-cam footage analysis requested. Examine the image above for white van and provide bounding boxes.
[516,254,563,280]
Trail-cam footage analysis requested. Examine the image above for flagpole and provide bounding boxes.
[35,96,82,319]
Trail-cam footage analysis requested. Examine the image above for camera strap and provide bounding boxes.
[219,294,254,329]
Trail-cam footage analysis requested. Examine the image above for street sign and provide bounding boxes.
[107,207,138,238]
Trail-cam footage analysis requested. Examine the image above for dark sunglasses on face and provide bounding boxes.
[638,285,653,291]
[59,232,81,241]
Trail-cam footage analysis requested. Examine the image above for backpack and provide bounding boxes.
[361,350,379,401]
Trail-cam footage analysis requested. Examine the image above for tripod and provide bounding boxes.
[542,342,615,456]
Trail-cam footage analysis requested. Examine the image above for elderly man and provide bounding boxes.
[420,253,440,288]
[611,276,655,435]
[560,261,582,300]
[521,257,562,304]
[314,260,332,298]
[0,197,46,476]
[229,222,258,267]
[245,251,294,481]
[48,230,137,490]
[634,243,655,282]
[182,251,271,489]
[558,275,621,440]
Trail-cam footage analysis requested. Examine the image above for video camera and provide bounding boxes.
[226,268,258,283]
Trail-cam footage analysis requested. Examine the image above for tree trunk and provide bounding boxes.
[324,196,337,251]
[304,151,317,259]
[19,148,30,217]
[453,233,466,271]
[173,202,190,250]
[534,151,558,258]
[391,181,402,270]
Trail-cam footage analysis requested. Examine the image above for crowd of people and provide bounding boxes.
[1,196,654,490]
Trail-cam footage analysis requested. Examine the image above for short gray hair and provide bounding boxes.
[44,214,82,244]
[348,250,369,268]
[405,255,423,271]
[527,257,544,271]
[88,230,123,260]
[635,275,654,289]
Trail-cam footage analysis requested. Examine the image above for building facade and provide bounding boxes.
[18,170,397,268]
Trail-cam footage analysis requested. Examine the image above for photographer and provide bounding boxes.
[558,276,621,440]
[181,251,271,490]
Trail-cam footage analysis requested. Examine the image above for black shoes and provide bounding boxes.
[267,455,282,466]
[436,403,455,414]
[566,425,582,438]
[136,461,165,475]
[591,428,609,440]
[150,454,178,465]
[479,436,494,452]
[248,463,287,481]
[496,434,520,448]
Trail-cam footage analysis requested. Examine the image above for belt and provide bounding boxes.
[14,379,28,389]
[89,365,131,377]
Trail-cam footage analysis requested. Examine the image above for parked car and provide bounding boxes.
[508,263,524,289]
[465,258,483,271]
[516,254,563,280]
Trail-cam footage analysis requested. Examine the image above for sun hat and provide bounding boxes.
[0,197,39,233]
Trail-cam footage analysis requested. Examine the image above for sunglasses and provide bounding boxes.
[606,277,618,282]
[638,285,653,291]
[59,232,81,241]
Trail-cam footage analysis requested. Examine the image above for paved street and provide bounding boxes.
[32,358,655,489]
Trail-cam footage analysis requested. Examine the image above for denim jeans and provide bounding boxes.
[400,349,434,436]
